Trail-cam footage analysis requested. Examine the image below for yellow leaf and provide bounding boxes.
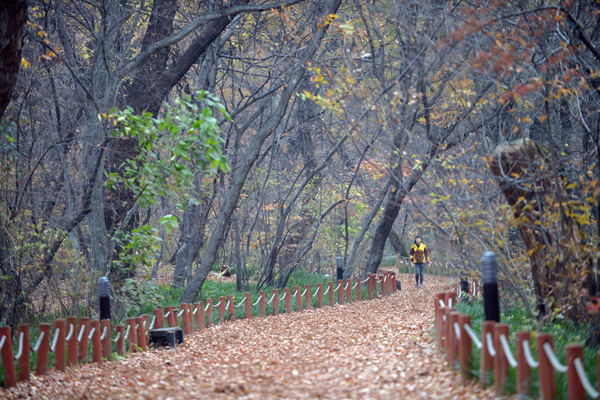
[21,57,30,70]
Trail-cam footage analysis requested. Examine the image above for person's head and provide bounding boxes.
[415,235,422,244]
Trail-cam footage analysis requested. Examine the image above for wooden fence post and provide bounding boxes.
[115,325,125,356]
[447,311,460,367]
[285,288,292,313]
[77,318,89,364]
[273,289,279,315]
[338,280,344,305]
[218,297,225,323]
[480,321,495,386]
[244,293,252,319]
[567,344,584,400]
[66,317,78,368]
[227,296,236,321]
[182,303,192,333]
[304,285,312,309]
[372,274,379,298]
[17,324,30,381]
[259,291,266,316]
[135,316,146,352]
[90,320,102,362]
[367,276,372,300]
[54,319,66,370]
[537,333,556,400]
[494,324,509,395]
[0,326,16,387]
[206,298,213,327]
[439,307,448,351]
[317,283,323,308]
[346,279,352,302]
[459,314,472,383]
[516,331,532,396]
[295,286,303,311]
[435,293,445,343]
[356,278,362,301]
[36,323,51,375]
[126,318,137,352]
[194,302,205,329]
[328,282,334,306]
[101,319,112,360]
[165,306,176,328]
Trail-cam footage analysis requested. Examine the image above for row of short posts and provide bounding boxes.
[435,290,599,399]
[1,272,398,388]
[396,257,456,276]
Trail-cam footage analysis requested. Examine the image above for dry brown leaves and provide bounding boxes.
[1,274,502,400]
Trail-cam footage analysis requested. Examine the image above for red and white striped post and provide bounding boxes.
[66,317,78,368]
[259,291,266,316]
[494,324,509,395]
[54,319,66,370]
[317,283,324,307]
[537,333,556,400]
[295,286,303,311]
[36,323,51,375]
[272,289,279,315]
[90,320,102,362]
[480,321,495,386]
[304,285,312,309]
[566,344,584,400]
[17,324,30,381]
[0,326,16,387]
[516,331,532,396]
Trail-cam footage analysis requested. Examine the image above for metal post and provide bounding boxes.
[482,251,500,322]
[98,277,111,321]
[336,256,343,281]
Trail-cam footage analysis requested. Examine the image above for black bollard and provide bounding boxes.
[336,256,344,281]
[482,251,500,322]
[460,278,469,295]
[98,277,111,320]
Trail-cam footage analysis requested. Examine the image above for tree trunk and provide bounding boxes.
[180,0,344,304]
[0,0,27,120]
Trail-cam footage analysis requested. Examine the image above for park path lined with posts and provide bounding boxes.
[2,274,496,400]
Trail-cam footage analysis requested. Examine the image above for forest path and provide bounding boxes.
[3,274,497,400]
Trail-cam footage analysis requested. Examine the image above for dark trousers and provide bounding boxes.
[414,263,424,285]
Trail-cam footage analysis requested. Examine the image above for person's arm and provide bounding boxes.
[409,246,414,263]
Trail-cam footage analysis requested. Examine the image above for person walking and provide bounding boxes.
[410,235,430,289]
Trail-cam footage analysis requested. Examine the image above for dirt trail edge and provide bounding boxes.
[2,274,498,400]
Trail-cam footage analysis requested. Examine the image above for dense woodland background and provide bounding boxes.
[1,0,600,329]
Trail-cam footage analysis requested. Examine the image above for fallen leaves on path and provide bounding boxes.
[1,274,500,400]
